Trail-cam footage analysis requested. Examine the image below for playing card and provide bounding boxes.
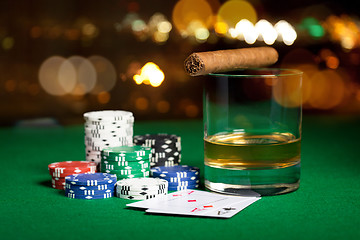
[146,197,259,218]
[126,190,260,218]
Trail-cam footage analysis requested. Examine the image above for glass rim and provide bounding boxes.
[208,68,303,78]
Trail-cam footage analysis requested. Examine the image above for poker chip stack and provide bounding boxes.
[115,178,168,200]
[84,110,134,165]
[100,146,152,179]
[133,134,181,167]
[65,173,117,199]
[48,161,97,190]
[150,165,200,191]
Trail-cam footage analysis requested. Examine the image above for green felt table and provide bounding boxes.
[0,115,359,240]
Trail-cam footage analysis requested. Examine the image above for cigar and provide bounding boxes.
[184,47,278,76]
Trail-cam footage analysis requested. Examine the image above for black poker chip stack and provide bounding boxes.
[133,134,181,167]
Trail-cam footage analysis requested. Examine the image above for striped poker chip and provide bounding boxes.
[100,162,149,171]
[150,165,199,178]
[101,154,151,162]
[116,192,167,200]
[65,188,113,196]
[103,168,148,176]
[83,110,134,121]
[117,188,167,196]
[102,146,152,158]
[66,192,113,199]
[150,161,178,167]
[109,171,150,180]
[133,134,180,145]
[48,161,97,178]
[168,185,199,191]
[101,160,150,168]
[166,176,200,184]
[65,183,115,191]
[65,173,117,186]
[116,178,168,192]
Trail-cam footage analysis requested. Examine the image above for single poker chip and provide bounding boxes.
[52,183,66,188]
[101,163,150,172]
[151,165,199,178]
[85,140,133,148]
[150,161,179,167]
[86,118,134,126]
[85,128,133,134]
[168,185,199,191]
[115,192,167,200]
[65,173,117,186]
[85,135,132,142]
[101,154,151,163]
[85,126,133,133]
[84,124,133,131]
[101,160,150,168]
[168,181,198,187]
[101,154,151,162]
[65,188,113,196]
[166,176,200,184]
[116,178,168,192]
[52,184,65,190]
[102,146,152,157]
[66,192,113,199]
[52,182,66,188]
[52,178,66,185]
[48,161,97,178]
[153,151,181,158]
[110,171,150,180]
[117,188,167,196]
[133,134,180,144]
[84,110,133,122]
[65,183,115,191]
[101,168,149,176]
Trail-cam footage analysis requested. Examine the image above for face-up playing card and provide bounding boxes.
[126,190,260,218]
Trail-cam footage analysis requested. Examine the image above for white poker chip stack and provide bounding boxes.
[84,110,134,165]
[115,178,168,200]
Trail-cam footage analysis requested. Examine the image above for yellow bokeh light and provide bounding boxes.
[135,97,149,110]
[172,0,213,35]
[255,20,277,45]
[273,75,302,108]
[82,23,98,37]
[97,91,111,104]
[38,56,68,96]
[156,100,170,113]
[5,79,16,92]
[235,19,258,44]
[195,27,210,41]
[185,104,199,117]
[214,21,228,35]
[217,0,257,29]
[274,20,297,45]
[133,62,165,87]
[2,37,14,50]
[153,31,169,43]
[157,21,172,33]
[308,70,345,109]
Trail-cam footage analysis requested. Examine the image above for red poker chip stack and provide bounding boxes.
[48,161,97,189]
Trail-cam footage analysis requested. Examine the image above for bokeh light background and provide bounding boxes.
[2,0,360,125]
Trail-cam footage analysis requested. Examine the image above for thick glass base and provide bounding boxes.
[204,163,300,196]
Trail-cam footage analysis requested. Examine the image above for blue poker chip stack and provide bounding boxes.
[64,173,117,199]
[150,165,200,191]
